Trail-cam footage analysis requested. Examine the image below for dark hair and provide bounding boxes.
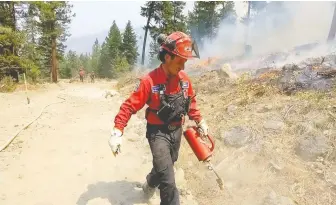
[158,48,175,63]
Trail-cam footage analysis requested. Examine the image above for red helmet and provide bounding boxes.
[159,31,200,60]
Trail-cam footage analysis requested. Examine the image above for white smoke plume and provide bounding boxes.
[198,1,335,65]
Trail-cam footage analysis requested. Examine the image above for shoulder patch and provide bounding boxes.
[182,81,189,89]
[152,84,166,93]
[152,85,160,93]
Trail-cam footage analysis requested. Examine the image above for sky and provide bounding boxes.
[68,1,247,38]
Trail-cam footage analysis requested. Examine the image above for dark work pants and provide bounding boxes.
[145,123,182,205]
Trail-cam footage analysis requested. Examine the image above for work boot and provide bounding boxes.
[142,181,156,199]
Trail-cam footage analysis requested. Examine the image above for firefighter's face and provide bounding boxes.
[166,55,187,76]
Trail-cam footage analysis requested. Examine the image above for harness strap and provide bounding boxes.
[146,107,184,125]
[146,77,189,123]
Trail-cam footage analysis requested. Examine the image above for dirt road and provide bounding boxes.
[0,81,198,205]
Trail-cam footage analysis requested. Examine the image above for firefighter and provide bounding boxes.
[108,31,209,205]
[79,67,85,82]
[89,71,95,83]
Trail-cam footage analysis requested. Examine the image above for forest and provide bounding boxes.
[0,1,291,83]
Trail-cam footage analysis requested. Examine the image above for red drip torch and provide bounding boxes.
[183,126,224,190]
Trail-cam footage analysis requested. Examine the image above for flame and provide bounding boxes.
[188,57,222,69]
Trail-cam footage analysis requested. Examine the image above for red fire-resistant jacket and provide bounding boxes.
[114,65,203,132]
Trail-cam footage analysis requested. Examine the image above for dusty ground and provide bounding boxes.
[0,80,198,205]
[1,66,336,205]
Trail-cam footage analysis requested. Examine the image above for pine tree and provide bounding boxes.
[108,21,122,60]
[113,55,129,75]
[94,21,123,79]
[187,7,202,46]
[145,1,183,38]
[0,1,39,82]
[66,50,81,77]
[22,3,39,44]
[0,2,17,31]
[148,41,160,67]
[140,1,187,66]
[140,1,158,65]
[121,20,138,68]
[59,50,76,78]
[172,2,188,33]
[59,55,71,78]
[218,1,236,24]
[79,53,91,71]
[106,21,125,77]
[21,3,42,81]
[188,1,235,47]
[0,26,26,77]
[91,38,101,74]
[98,39,111,78]
[159,1,174,35]
[143,1,188,67]
[34,1,75,82]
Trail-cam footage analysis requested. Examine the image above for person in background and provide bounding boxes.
[79,67,85,82]
[90,71,95,83]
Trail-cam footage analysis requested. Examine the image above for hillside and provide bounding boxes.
[65,27,151,59]
[116,53,336,205]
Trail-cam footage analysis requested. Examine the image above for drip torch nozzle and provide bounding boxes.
[206,161,224,190]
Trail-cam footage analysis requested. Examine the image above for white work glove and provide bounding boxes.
[108,127,123,157]
[197,119,209,136]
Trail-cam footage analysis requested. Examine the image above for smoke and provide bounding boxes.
[199,1,335,63]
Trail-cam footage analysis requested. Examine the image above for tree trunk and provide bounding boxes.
[10,1,17,56]
[51,37,58,83]
[11,1,16,31]
[0,20,3,55]
[327,3,336,42]
[141,3,154,66]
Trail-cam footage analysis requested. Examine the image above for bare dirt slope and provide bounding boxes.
[0,81,198,205]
